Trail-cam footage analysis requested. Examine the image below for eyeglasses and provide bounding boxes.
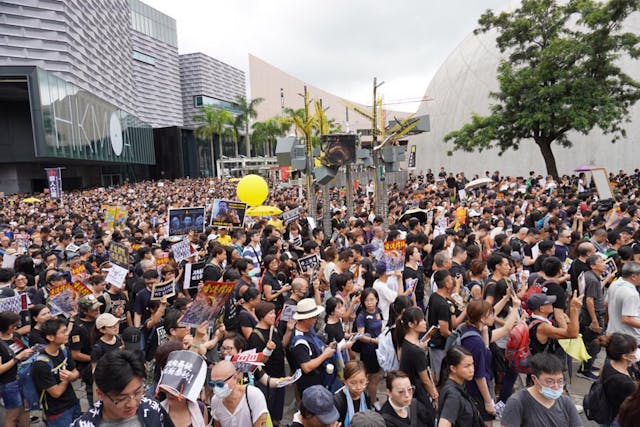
[346,379,368,388]
[208,372,235,389]
[106,387,144,406]
[395,386,416,395]
[535,377,564,388]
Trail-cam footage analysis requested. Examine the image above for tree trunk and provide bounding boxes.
[214,135,216,178]
[234,137,239,158]
[245,122,251,157]
[535,138,559,180]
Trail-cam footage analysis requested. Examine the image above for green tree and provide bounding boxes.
[193,106,234,176]
[444,0,640,178]
[235,95,264,157]
[251,118,287,156]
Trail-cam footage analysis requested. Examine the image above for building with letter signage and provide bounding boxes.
[0,0,244,194]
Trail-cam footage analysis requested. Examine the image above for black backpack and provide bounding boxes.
[583,375,614,424]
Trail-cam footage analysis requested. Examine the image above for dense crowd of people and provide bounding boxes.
[0,167,639,427]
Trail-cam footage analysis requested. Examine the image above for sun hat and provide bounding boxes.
[293,298,325,320]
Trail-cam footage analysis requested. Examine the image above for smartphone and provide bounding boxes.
[421,325,439,342]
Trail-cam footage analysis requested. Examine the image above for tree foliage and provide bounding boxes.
[193,105,234,176]
[235,95,264,157]
[444,0,640,178]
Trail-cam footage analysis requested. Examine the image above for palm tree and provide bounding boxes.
[252,117,287,156]
[193,106,234,177]
[235,95,264,157]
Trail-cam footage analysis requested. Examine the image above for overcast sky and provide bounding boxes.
[145,0,511,112]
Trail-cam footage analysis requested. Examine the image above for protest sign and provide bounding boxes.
[279,304,297,322]
[105,264,128,288]
[49,289,77,318]
[65,243,80,253]
[275,369,302,388]
[171,238,192,263]
[210,199,247,228]
[158,350,207,402]
[183,261,206,289]
[179,281,235,327]
[281,207,300,225]
[1,253,17,269]
[229,349,265,373]
[297,253,321,274]
[155,252,170,271]
[71,281,93,298]
[168,207,205,235]
[70,264,88,282]
[383,239,406,273]
[49,283,73,299]
[0,294,27,313]
[109,241,129,268]
[105,206,128,230]
[151,280,175,301]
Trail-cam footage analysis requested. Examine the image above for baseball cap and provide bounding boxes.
[121,327,143,352]
[301,385,339,424]
[78,294,102,310]
[527,293,556,311]
[95,313,119,330]
[350,410,386,427]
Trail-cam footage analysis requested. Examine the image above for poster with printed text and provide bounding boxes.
[210,200,247,228]
[169,207,205,236]
[383,239,406,274]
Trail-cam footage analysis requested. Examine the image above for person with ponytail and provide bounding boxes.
[595,333,638,426]
[437,346,484,427]
[333,360,371,426]
[397,306,437,424]
[459,299,495,425]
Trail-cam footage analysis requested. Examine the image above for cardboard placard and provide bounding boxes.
[171,239,193,263]
[179,281,235,327]
[49,289,77,318]
[48,283,73,299]
[297,253,321,274]
[383,239,406,273]
[109,242,129,268]
[105,264,128,288]
[183,261,206,289]
[71,281,93,298]
[158,350,207,402]
[279,304,297,322]
[281,207,300,225]
[151,280,175,300]
[210,199,247,228]
[0,294,27,313]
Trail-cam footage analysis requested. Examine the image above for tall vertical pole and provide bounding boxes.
[345,164,353,218]
[304,86,317,223]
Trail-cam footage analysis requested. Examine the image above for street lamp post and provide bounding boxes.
[372,77,388,225]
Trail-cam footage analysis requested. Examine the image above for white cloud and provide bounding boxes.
[145,0,511,111]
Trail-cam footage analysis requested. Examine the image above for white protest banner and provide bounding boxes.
[158,350,207,402]
[151,280,175,300]
[105,264,128,288]
[172,238,192,263]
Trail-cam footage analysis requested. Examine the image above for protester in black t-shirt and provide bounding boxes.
[33,318,81,427]
[69,294,101,405]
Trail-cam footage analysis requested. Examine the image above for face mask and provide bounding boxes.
[33,259,43,266]
[213,384,232,399]
[540,385,563,400]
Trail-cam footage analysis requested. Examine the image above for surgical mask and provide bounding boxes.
[540,385,563,400]
[213,384,232,399]
[33,259,43,266]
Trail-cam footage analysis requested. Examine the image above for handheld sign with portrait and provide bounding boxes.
[179,281,235,327]
[168,207,205,236]
[210,199,247,228]
[297,253,321,274]
[383,239,406,273]
[151,280,175,301]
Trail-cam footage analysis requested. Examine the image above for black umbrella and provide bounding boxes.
[398,208,429,223]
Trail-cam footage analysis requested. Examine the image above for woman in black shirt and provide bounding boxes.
[437,346,483,427]
[397,307,437,424]
[236,287,260,340]
[595,333,638,424]
[333,360,372,425]
[247,302,294,426]
[28,304,51,346]
[262,254,291,313]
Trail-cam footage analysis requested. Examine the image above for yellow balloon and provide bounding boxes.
[236,174,269,207]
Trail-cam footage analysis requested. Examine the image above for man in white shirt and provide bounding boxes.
[210,360,268,427]
[606,262,640,342]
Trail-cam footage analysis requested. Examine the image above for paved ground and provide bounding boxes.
[1,354,600,426]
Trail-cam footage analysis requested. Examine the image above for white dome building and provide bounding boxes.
[411,8,640,176]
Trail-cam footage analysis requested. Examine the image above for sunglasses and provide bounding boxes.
[208,372,235,389]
